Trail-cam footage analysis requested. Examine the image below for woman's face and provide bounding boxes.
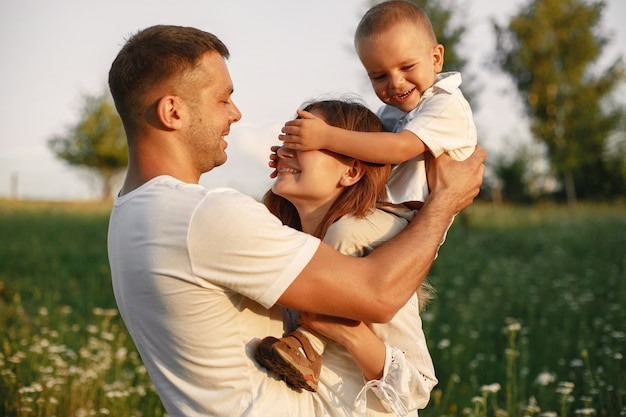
[272,111,353,214]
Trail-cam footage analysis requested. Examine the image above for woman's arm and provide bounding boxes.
[301,311,434,415]
[300,313,385,381]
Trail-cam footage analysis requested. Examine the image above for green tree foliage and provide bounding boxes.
[48,90,127,200]
[490,148,533,204]
[493,0,626,204]
[407,0,468,73]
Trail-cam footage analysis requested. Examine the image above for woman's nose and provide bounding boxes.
[277,146,294,158]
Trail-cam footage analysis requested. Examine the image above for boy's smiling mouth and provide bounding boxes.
[394,88,415,101]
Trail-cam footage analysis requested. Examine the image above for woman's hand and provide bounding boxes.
[268,145,281,178]
[301,312,386,381]
[300,312,362,345]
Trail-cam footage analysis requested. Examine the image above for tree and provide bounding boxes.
[407,0,468,73]
[48,89,127,200]
[490,147,533,204]
[493,0,626,205]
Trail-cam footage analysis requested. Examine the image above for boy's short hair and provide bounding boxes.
[355,0,437,46]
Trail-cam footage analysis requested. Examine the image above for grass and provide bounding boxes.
[0,199,164,417]
[0,199,624,416]
[424,203,626,416]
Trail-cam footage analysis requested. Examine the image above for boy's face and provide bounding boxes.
[357,21,444,113]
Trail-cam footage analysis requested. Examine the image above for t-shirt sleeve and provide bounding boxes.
[403,93,476,160]
[324,210,409,257]
[187,189,320,308]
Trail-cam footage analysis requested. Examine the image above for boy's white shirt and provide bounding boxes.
[378,71,477,205]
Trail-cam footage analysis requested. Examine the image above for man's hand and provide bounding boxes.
[278,109,330,150]
[426,145,486,214]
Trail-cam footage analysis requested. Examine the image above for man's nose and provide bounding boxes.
[229,101,242,123]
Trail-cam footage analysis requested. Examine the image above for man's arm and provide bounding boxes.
[278,146,486,322]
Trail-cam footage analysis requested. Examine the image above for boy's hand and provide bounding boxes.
[279,109,330,150]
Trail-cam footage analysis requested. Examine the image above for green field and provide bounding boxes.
[1,200,624,417]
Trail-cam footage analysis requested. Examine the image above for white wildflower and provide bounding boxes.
[574,408,596,416]
[569,358,584,368]
[481,383,501,394]
[438,339,450,349]
[115,347,128,361]
[535,372,556,386]
[556,381,575,396]
[505,321,521,333]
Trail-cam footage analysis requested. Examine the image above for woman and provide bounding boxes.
[256,99,437,416]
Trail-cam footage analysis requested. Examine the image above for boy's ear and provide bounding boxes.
[433,44,444,73]
[340,160,366,187]
[156,95,184,130]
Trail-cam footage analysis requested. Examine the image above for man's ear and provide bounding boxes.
[340,160,365,187]
[156,95,184,130]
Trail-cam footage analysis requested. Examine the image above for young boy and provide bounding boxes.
[278,0,476,211]
[256,0,477,394]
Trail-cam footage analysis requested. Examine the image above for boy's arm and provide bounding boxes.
[280,109,427,164]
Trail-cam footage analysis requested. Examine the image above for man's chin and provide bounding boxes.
[214,154,227,168]
[204,153,227,173]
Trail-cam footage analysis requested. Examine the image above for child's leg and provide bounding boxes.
[292,325,327,355]
[283,308,327,354]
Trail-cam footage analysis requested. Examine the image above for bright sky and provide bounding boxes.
[1,0,624,200]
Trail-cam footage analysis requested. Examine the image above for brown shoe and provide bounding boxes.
[255,330,322,392]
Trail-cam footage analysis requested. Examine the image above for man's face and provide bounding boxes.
[184,52,241,172]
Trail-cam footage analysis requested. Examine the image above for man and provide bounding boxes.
[107,25,485,417]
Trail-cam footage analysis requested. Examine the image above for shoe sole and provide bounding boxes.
[273,346,318,392]
[255,338,317,392]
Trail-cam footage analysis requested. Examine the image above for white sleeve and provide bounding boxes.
[404,92,476,160]
[188,189,320,308]
[354,344,435,416]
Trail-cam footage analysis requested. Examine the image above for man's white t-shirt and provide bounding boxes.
[108,176,321,417]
